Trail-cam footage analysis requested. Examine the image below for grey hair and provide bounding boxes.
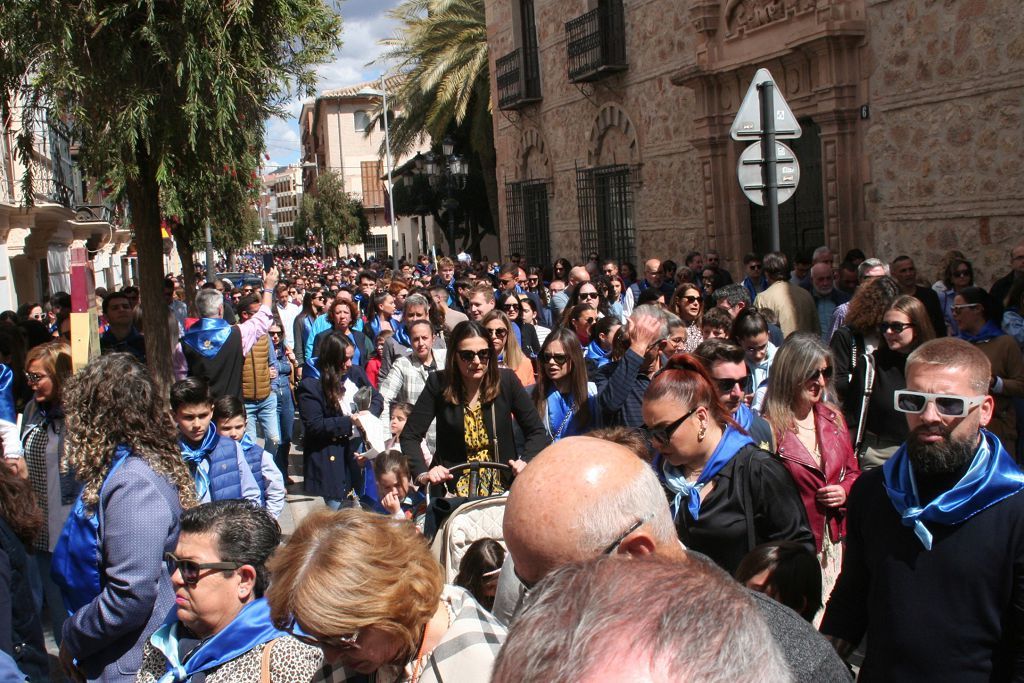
[812,245,832,261]
[857,257,889,280]
[574,460,677,555]
[195,289,225,318]
[403,292,430,313]
[663,311,685,331]
[630,303,669,338]
[492,555,792,683]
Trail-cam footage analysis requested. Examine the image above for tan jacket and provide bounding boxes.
[242,335,272,401]
[755,280,820,338]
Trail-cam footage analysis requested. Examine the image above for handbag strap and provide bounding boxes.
[260,638,277,683]
[853,352,876,453]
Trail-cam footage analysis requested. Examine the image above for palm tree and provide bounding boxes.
[374,0,497,255]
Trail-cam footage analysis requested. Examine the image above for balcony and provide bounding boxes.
[496,48,542,111]
[566,0,628,83]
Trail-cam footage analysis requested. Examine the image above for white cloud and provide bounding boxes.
[263,1,403,166]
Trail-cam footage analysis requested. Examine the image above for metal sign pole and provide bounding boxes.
[758,81,780,253]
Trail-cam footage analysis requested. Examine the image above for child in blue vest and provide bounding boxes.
[170,378,262,504]
[212,395,287,519]
[373,450,426,527]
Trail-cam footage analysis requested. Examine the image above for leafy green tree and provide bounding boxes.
[309,171,369,255]
[376,0,498,255]
[0,0,341,390]
[292,193,317,246]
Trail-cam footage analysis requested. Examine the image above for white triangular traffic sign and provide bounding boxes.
[730,68,802,141]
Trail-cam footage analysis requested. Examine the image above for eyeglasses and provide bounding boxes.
[29,313,45,320]
[744,342,769,354]
[879,321,914,334]
[541,352,569,365]
[894,390,986,418]
[678,295,701,304]
[284,619,361,652]
[642,407,698,444]
[503,304,520,312]
[578,317,597,325]
[602,512,655,555]
[269,330,283,336]
[500,278,515,286]
[952,303,979,312]
[485,327,508,339]
[715,376,748,393]
[164,552,243,586]
[806,366,834,383]
[527,277,539,284]
[25,372,48,384]
[579,292,599,300]
[952,270,971,277]
[748,263,762,270]
[457,349,492,363]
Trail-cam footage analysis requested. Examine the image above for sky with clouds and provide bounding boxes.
[263,0,402,169]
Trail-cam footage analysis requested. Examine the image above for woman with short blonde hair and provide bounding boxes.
[267,509,506,682]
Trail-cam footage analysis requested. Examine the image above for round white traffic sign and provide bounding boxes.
[736,141,800,206]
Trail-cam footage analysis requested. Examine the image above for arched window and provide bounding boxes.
[353,110,370,132]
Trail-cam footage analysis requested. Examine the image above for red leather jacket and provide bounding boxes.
[775,403,861,552]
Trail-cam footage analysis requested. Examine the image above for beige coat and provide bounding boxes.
[755,280,820,338]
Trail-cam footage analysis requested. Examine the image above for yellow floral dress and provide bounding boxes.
[457,403,505,497]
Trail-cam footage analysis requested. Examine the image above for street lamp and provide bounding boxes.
[299,158,325,255]
[357,77,399,273]
[418,135,468,257]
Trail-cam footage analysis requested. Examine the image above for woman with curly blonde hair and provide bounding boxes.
[267,508,507,682]
[52,352,196,683]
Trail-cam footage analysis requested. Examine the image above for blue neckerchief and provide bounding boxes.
[883,429,1024,550]
[151,598,287,683]
[346,332,361,366]
[661,425,753,521]
[239,432,258,454]
[179,424,218,500]
[545,390,577,441]
[733,403,756,432]
[302,358,321,380]
[957,320,1005,344]
[51,445,131,614]
[0,364,15,423]
[181,318,233,358]
[584,340,611,368]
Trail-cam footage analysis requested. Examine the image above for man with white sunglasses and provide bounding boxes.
[821,337,1024,681]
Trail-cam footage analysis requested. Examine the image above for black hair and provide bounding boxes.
[693,337,746,367]
[735,541,822,622]
[102,291,131,316]
[453,538,505,612]
[590,315,620,344]
[731,308,769,340]
[179,500,281,598]
[958,286,1002,323]
[170,377,213,411]
[636,288,664,306]
[212,395,246,423]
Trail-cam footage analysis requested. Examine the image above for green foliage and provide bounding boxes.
[308,171,369,251]
[292,193,317,245]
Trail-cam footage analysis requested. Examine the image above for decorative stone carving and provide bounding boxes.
[587,103,640,167]
[725,0,816,36]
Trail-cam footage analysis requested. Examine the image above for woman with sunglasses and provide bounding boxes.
[670,283,705,354]
[499,293,540,360]
[953,287,1024,454]
[533,329,601,441]
[940,258,975,336]
[762,335,860,613]
[401,321,548,496]
[138,500,322,682]
[525,267,548,306]
[53,353,197,682]
[641,354,812,574]
[846,296,936,468]
[560,282,609,328]
[292,289,326,373]
[482,310,535,389]
[566,304,599,349]
[268,508,506,682]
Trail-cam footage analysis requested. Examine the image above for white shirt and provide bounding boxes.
[275,301,302,350]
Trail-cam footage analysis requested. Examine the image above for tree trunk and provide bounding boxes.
[173,223,198,315]
[125,148,173,398]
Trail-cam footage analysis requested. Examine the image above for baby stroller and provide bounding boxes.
[426,462,511,582]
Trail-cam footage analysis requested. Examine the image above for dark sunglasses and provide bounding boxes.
[164,552,242,586]
[579,292,599,300]
[283,618,361,651]
[952,270,971,277]
[806,366,834,383]
[541,352,569,366]
[879,321,914,334]
[642,407,698,444]
[602,512,655,555]
[678,295,701,304]
[25,371,48,384]
[503,304,520,312]
[715,376,748,393]
[578,317,597,325]
[485,327,508,339]
[457,349,492,363]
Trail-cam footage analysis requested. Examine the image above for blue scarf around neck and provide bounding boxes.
[0,364,15,423]
[179,424,218,500]
[957,320,1005,344]
[151,598,286,682]
[181,318,233,358]
[662,424,753,521]
[883,428,1024,550]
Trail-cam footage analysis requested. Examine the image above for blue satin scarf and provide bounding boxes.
[584,340,611,369]
[733,403,756,433]
[957,320,1005,344]
[662,425,753,521]
[181,318,233,358]
[151,598,287,683]
[0,364,16,423]
[883,429,1024,550]
[179,425,218,500]
[302,358,321,380]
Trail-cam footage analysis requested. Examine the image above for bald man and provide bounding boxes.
[567,266,590,287]
[628,258,675,305]
[496,436,850,682]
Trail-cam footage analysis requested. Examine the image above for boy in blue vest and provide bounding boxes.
[212,395,286,518]
[170,378,261,504]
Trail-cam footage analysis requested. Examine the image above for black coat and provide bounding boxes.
[401,368,550,479]
[297,365,382,498]
[0,519,46,680]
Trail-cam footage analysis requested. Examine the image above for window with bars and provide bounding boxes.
[575,164,637,264]
[361,160,384,208]
[505,180,551,269]
[366,233,389,259]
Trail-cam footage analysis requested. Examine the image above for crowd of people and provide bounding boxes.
[0,238,1022,681]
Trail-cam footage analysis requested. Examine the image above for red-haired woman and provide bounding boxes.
[641,354,813,574]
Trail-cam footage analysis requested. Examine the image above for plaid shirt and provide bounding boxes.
[379,349,446,452]
[316,585,506,683]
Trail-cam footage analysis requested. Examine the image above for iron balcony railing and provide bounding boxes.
[566,0,627,83]
[496,48,542,110]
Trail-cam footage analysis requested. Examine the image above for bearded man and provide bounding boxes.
[821,337,1024,682]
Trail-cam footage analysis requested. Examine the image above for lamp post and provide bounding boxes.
[299,158,325,256]
[357,77,399,272]
[418,136,468,257]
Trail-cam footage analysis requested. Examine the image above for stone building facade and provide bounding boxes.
[484,0,1023,285]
